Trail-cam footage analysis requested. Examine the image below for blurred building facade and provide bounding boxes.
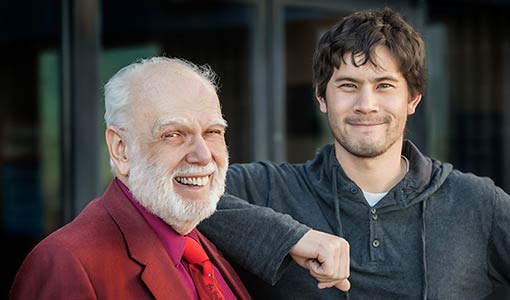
[1,0,510,298]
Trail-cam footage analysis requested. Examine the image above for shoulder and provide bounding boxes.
[446,169,499,194]
[228,144,332,177]
[228,160,305,181]
[30,198,123,262]
[21,234,84,270]
[442,168,510,211]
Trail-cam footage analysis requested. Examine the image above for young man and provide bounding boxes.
[199,7,510,300]
[10,57,251,300]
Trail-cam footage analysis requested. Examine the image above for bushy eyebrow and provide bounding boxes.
[152,116,228,135]
[372,76,399,83]
[333,76,361,84]
[152,117,186,135]
[209,117,228,129]
[333,76,400,84]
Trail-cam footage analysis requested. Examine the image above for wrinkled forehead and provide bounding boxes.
[127,63,222,130]
[133,63,218,103]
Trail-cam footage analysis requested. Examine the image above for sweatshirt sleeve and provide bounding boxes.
[488,186,510,285]
[199,162,310,285]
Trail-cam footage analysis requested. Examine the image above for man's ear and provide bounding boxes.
[105,127,130,176]
[316,89,328,113]
[407,93,422,115]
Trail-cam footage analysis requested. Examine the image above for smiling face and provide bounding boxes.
[119,62,228,234]
[317,46,421,159]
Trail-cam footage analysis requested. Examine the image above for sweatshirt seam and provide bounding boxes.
[486,185,497,288]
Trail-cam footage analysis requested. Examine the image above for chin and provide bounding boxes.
[166,201,218,235]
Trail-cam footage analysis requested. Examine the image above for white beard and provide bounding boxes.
[128,151,228,235]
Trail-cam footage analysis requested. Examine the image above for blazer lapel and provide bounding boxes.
[101,180,193,299]
[139,255,193,299]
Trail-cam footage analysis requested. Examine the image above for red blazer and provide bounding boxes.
[10,180,251,300]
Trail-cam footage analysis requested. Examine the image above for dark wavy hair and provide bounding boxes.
[313,7,426,99]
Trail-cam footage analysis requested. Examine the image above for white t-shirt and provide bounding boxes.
[363,191,388,207]
[362,155,409,207]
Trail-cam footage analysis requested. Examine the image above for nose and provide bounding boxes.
[185,136,213,165]
[354,86,378,114]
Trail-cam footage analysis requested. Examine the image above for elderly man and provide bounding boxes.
[10,57,251,300]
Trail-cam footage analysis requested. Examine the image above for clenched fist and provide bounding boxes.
[289,229,350,291]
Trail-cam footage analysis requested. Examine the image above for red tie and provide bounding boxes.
[183,237,225,300]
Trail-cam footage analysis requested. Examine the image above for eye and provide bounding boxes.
[339,83,357,89]
[206,129,224,136]
[162,131,181,139]
[204,127,225,138]
[377,83,394,89]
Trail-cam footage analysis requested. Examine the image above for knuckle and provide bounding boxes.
[344,241,350,253]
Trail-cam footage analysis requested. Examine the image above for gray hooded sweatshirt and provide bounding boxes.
[200,140,510,300]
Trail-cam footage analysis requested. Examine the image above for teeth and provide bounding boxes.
[175,175,210,186]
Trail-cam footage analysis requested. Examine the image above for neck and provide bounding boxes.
[172,221,198,235]
[335,141,407,193]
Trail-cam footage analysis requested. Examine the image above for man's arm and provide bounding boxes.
[488,186,510,285]
[200,162,350,290]
[201,193,310,284]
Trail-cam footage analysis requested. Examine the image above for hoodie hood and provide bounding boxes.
[304,139,453,210]
[400,140,453,207]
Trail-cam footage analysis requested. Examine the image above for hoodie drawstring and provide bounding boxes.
[421,200,428,300]
[332,168,351,300]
